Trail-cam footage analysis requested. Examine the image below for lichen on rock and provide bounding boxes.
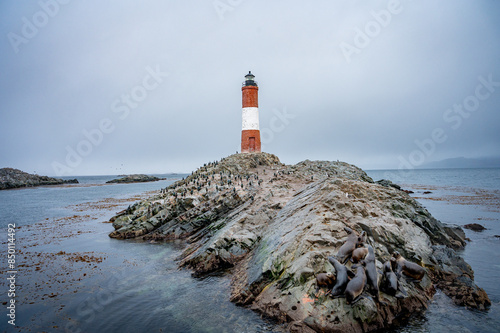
[107,152,490,332]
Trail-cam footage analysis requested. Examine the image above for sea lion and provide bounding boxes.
[381,260,398,296]
[345,263,366,305]
[315,272,336,294]
[336,227,359,263]
[391,251,426,281]
[351,247,369,263]
[327,256,353,297]
[363,245,383,302]
[383,260,408,298]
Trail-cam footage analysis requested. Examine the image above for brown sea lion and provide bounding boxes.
[345,263,366,305]
[315,272,336,294]
[336,227,359,263]
[391,251,426,281]
[351,247,369,263]
[363,245,385,303]
[328,256,354,297]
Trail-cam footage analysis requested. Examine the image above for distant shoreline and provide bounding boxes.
[0,177,184,191]
[0,168,78,191]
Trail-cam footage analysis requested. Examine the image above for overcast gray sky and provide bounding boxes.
[1,0,499,176]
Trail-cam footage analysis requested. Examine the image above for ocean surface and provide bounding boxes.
[1,168,499,332]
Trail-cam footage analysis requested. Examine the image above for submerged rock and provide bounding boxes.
[108,153,490,332]
[0,168,78,190]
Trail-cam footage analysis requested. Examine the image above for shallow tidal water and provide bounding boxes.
[1,168,499,332]
[40,238,279,333]
[0,175,281,333]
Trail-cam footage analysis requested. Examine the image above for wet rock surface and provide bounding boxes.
[0,167,78,190]
[108,153,490,332]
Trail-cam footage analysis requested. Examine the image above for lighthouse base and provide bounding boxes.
[241,130,261,153]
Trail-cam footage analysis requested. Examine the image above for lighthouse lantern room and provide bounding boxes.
[241,71,261,153]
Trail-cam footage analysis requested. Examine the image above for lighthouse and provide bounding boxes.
[241,71,261,153]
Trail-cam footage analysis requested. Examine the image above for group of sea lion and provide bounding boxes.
[315,227,426,305]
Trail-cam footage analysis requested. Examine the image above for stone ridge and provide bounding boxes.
[107,153,490,332]
[284,159,374,183]
[0,168,78,190]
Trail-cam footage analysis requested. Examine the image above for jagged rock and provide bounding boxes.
[107,153,490,332]
[0,168,79,190]
[376,179,415,194]
[430,245,491,310]
[106,174,165,183]
[376,179,401,190]
[443,225,467,248]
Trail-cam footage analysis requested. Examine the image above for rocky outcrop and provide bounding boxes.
[106,174,165,184]
[108,153,490,332]
[0,168,78,190]
[463,223,486,232]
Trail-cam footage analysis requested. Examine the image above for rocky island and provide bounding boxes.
[106,174,165,184]
[108,153,490,332]
[0,168,78,190]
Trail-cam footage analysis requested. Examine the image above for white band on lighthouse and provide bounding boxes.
[242,107,259,130]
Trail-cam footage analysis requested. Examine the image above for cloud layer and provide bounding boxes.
[1,0,499,175]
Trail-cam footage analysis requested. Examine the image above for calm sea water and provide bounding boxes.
[1,169,499,332]
[0,175,280,333]
[368,168,500,192]
[0,174,184,227]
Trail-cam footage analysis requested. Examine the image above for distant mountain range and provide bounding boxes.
[421,156,500,169]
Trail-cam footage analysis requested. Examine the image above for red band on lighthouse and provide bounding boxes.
[242,85,258,108]
[241,72,261,153]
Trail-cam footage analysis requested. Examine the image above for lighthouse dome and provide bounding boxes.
[243,71,257,86]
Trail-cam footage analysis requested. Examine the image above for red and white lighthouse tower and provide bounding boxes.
[241,71,261,153]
